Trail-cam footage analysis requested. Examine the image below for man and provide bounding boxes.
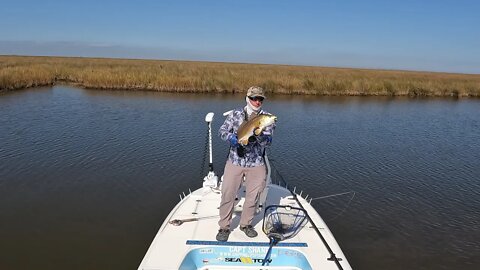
[216,86,276,242]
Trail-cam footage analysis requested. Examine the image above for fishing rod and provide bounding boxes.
[169,215,219,226]
[268,156,345,270]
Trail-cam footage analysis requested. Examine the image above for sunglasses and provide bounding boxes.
[248,96,264,102]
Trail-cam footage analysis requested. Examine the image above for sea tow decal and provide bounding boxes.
[225,257,272,264]
[240,257,253,264]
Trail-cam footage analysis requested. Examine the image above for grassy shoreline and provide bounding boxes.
[1,55,479,97]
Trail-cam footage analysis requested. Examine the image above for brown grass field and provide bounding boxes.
[1,55,479,97]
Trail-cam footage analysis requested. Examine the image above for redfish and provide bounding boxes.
[237,114,277,146]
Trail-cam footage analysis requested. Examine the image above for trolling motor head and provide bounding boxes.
[205,112,214,123]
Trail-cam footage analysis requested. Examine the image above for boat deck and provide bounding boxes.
[138,183,352,270]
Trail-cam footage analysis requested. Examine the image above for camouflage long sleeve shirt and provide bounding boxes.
[219,107,275,167]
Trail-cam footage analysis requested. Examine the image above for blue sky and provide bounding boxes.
[1,0,479,73]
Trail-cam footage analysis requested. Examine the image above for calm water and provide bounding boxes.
[1,86,479,270]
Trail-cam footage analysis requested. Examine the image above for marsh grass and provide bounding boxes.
[1,55,479,97]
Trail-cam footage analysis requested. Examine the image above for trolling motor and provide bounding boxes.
[203,112,219,190]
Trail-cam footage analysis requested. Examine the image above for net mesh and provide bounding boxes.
[262,205,308,241]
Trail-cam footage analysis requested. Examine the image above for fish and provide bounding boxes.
[237,114,277,146]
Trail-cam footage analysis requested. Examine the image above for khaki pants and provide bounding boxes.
[218,161,266,229]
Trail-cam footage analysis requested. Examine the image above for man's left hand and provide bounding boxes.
[253,127,263,136]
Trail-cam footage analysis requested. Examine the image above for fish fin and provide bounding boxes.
[254,127,263,136]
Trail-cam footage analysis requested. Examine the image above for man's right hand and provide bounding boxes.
[229,134,240,148]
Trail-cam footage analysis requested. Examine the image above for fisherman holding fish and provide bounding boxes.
[217,86,277,242]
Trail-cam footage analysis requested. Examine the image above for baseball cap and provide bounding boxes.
[246,86,266,99]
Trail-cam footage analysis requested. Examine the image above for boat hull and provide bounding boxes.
[138,184,352,270]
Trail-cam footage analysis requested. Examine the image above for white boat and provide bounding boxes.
[138,112,352,270]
